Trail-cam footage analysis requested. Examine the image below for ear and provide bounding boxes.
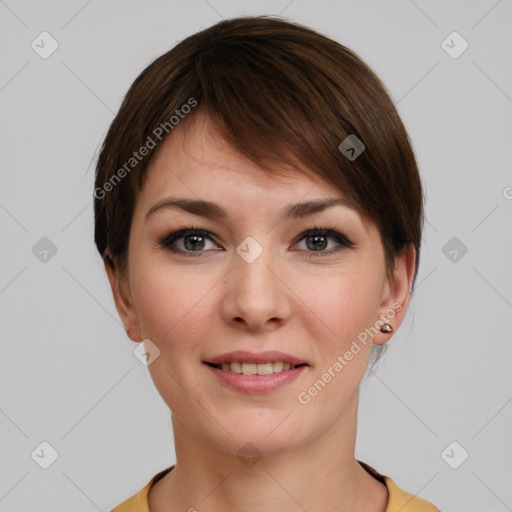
[373,244,416,345]
[103,252,143,342]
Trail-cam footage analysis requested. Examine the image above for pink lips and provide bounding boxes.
[203,350,309,393]
[204,363,307,393]
[204,350,308,366]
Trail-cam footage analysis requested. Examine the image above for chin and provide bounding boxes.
[198,411,310,458]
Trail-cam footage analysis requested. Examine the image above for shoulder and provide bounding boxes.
[384,476,439,511]
[358,460,440,512]
[110,466,175,512]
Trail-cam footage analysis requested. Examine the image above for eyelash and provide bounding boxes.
[158,223,355,258]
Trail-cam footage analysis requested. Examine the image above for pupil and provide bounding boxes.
[308,235,326,251]
[185,235,204,251]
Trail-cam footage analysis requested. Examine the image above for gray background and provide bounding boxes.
[1,1,511,511]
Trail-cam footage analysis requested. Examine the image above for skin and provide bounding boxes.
[105,112,416,512]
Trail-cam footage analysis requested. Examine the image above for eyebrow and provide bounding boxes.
[146,197,358,222]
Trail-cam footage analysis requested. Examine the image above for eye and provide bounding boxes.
[158,224,356,258]
[158,226,220,256]
[293,226,355,257]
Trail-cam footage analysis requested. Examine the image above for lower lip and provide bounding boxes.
[203,363,307,393]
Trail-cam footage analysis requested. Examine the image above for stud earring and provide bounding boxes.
[379,323,393,333]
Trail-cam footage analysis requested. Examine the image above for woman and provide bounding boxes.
[94,16,439,512]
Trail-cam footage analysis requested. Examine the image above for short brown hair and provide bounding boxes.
[94,16,424,365]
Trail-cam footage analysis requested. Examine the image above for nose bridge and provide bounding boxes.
[225,234,288,327]
[234,234,277,298]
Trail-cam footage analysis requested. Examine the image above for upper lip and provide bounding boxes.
[204,350,308,365]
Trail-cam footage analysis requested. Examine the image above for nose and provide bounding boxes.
[221,241,291,332]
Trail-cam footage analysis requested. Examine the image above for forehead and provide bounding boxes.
[130,114,377,241]
[140,112,346,204]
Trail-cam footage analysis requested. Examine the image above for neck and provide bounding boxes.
[148,398,388,512]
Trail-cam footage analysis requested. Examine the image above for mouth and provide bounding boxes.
[202,350,310,392]
[203,359,308,393]
[204,361,308,375]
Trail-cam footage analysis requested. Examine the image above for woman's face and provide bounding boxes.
[107,113,414,456]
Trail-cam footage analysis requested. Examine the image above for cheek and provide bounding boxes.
[292,270,382,412]
[292,266,382,350]
[131,259,216,353]
[131,263,214,407]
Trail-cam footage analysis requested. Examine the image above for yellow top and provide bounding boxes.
[111,460,439,512]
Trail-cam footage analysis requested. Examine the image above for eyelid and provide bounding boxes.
[158,223,356,256]
[294,224,355,247]
[159,225,220,254]
[292,225,355,258]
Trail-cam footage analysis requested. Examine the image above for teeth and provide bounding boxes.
[217,362,297,374]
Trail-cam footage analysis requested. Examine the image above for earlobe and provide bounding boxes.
[103,253,143,342]
[373,244,416,345]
